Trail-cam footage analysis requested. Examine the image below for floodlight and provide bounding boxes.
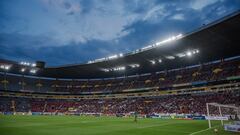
[5,66,10,70]
[150,60,156,65]
[166,56,175,60]
[0,65,11,70]
[187,51,192,56]
[102,69,110,72]
[108,55,118,59]
[119,53,123,57]
[21,68,26,72]
[30,69,37,74]
[129,64,140,68]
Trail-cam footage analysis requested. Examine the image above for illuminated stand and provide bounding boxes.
[206,103,240,132]
[0,65,11,90]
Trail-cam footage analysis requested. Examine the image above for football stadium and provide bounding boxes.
[1,1,240,135]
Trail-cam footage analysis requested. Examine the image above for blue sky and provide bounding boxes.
[0,0,240,66]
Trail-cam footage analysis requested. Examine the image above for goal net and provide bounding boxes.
[206,103,240,129]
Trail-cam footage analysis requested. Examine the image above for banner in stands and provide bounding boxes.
[150,114,206,120]
[148,114,198,120]
[172,83,191,87]
[191,81,207,86]
[234,121,240,125]
[32,112,41,115]
[4,112,13,115]
[172,115,190,120]
[146,114,160,118]
[192,116,206,120]
[227,76,240,80]
[224,124,240,132]
[205,116,228,120]
[160,115,172,119]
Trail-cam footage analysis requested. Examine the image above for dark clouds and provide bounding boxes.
[0,0,240,66]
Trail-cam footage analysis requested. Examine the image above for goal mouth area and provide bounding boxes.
[206,102,240,132]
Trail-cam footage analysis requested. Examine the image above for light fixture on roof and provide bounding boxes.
[176,53,186,58]
[0,65,11,71]
[141,45,153,51]
[5,66,10,70]
[129,64,140,68]
[150,60,156,65]
[30,69,37,74]
[186,51,192,56]
[113,66,125,71]
[155,33,183,46]
[108,54,118,59]
[158,59,162,63]
[102,69,110,72]
[21,68,26,72]
[166,56,175,60]
[102,66,126,72]
[24,62,30,66]
[20,61,36,67]
[192,49,199,54]
[196,49,199,53]
[176,49,199,58]
[31,63,36,67]
[119,53,123,57]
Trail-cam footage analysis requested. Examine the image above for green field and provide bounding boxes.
[0,115,238,135]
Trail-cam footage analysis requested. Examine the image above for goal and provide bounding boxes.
[206,103,240,128]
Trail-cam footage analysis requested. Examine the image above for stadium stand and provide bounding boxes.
[0,91,239,115]
[0,56,240,116]
[0,56,240,94]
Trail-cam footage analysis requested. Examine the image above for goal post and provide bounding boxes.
[206,103,240,128]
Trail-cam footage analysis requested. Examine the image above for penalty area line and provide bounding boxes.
[137,122,177,129]
[189,125,221,135]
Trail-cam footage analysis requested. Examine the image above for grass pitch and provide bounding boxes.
[0,115,238,135]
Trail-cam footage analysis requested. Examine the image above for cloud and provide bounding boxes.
[0,0,179,46]
[143,5,164,20]
[0,33,121,65]
[190,0,219,10]
[1,0,240,66]
[38,0,141,44]
[170,14,185,21]
[42,0,82,15]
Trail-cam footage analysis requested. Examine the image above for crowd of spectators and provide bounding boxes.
[0,91,239,115]
[1,58,239,94]
[0,58,239,116]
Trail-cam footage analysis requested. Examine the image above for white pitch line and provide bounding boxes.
[189,125,220,135]
[138,122,177,129]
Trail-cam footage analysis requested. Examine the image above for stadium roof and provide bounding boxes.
[1,11,240,79]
